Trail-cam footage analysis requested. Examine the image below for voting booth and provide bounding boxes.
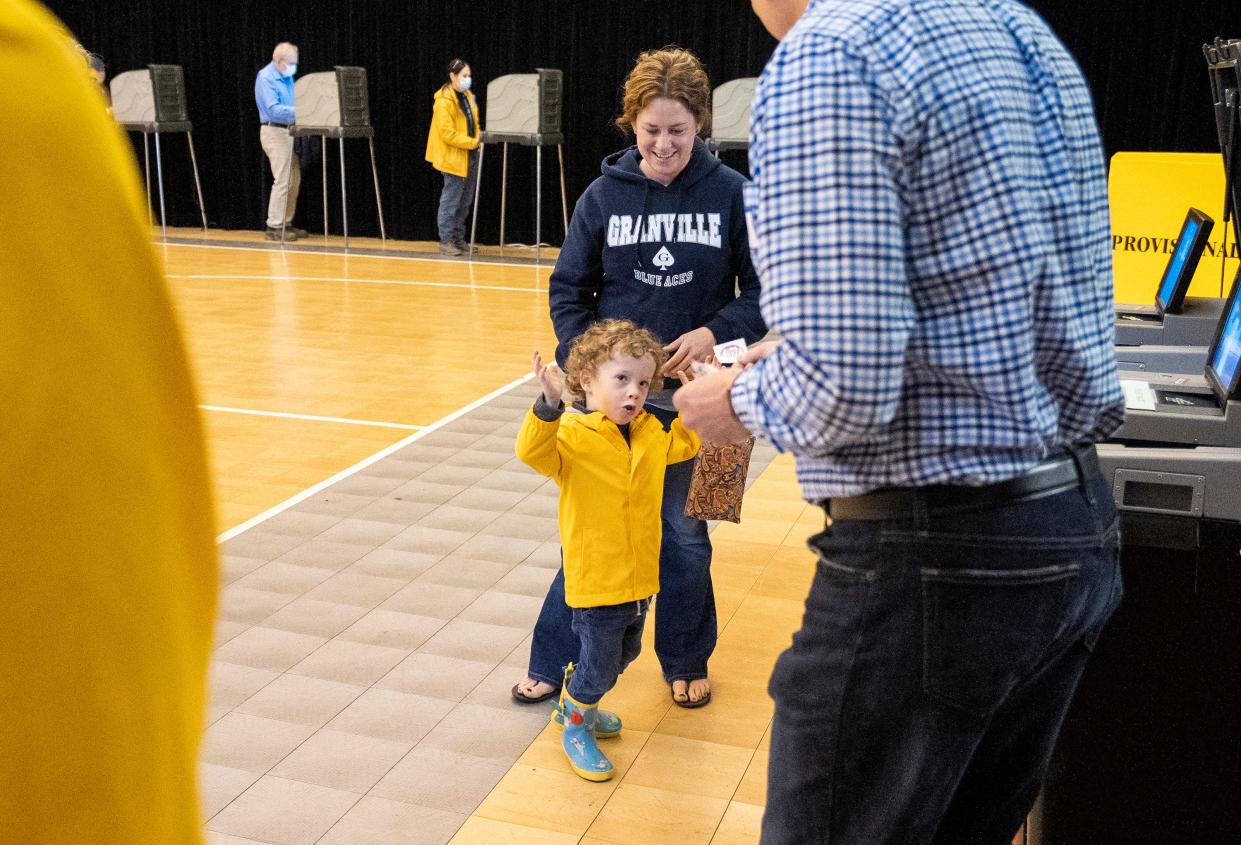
[1032,277,1241,841]
[110,64,208,237]
[468,68,567,261]
[707,77,757,154]
[1030,37,1241,845]
[1111,209,1224,375]
[290,66,387,247]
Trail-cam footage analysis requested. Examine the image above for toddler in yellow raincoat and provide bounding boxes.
[516,319,700,781]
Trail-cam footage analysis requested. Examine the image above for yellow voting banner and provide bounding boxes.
[1109,152,1238,304]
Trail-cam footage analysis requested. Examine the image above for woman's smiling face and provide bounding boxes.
[635,97,700,186]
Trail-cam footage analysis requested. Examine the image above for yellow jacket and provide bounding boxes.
[425,83,480,177]
[1,1,217,841]
[516,406,700,607]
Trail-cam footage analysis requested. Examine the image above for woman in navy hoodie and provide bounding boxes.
[512,47,765,709]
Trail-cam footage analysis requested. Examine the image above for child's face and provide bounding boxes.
[580,350,656,425]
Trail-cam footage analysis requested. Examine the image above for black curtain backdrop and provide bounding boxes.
[46,1,1241,244]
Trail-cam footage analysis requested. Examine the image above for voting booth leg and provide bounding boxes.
[321,149,328,240]
[154,131,168,240]
[558,144,568,241]
[469,141,485,256]
[369,137,387,242]
[536,145,543,264]
[500,143,510,250]
[186,131,208,233]
[141,133,154,227]
[339,138,349,250]
[277,136,293,246]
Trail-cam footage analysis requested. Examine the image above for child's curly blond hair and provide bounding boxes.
[565,319,667,400]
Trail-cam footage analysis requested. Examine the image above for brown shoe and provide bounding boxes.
[439,242,463,256]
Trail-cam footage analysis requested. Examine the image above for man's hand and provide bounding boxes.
[663,326,716,377]
[736,338,782,367]
[672,366,751,443]
[533,351,564,406]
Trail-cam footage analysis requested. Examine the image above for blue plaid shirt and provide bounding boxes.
[730,0,1124,500]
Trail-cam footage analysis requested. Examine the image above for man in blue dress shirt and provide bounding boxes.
[675,1,1126,841]
[255,42,304,241]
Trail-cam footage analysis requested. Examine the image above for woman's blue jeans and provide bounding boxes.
[526,406,716,687]
[761,472,1123,845]
[436,149,478,245]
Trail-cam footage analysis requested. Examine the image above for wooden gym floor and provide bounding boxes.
[169,227,829,845]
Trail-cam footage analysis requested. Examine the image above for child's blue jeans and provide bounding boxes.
[565,597,651,705]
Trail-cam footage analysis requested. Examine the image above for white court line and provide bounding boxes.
[200,405,423,430]
[170,273,542,294]
[157,239,549,271]
[216,373,534,544]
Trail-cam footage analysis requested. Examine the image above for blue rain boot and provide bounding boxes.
[552,698,622,738]
[551,660,621,738]
[558,663,613,782]
[561,689,614,782]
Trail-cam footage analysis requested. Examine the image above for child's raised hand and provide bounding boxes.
[532,351,565,406]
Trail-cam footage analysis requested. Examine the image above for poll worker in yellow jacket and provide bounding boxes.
[425,57,482,256]
[516,320,700,781]
[0,1,218,841]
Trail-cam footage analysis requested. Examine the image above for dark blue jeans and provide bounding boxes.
[527,405,717,687]
[762,473,1123,845]
[436,149,478,245]
[566,597,651,705]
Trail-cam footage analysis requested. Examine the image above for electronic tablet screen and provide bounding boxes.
[1156,219,1200,310]
[1155,210,1212,315]
[1207,281,1241,401]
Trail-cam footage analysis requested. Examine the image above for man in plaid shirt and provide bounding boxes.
[675,1,1125,841]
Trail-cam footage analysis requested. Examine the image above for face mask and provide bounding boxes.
[281,63,297,78]
[458,76,472,91]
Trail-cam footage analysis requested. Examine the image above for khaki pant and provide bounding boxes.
[260,125,301,229]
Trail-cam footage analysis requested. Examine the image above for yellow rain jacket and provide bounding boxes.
[1,1,217,841]
[517,407,700,607]
[425,83,480,177]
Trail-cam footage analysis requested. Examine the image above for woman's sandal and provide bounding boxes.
[511,679,560,704]
[670,679,712,709]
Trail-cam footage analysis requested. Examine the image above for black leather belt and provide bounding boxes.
[261,121,292,128]
[824,447,1100,521]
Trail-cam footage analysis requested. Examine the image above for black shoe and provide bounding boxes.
[289,227,308,238]
[266,227,298,242]
[439,242,463,256]
[454,240,476,255]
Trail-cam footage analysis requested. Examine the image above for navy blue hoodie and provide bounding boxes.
[549,139,765,368]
